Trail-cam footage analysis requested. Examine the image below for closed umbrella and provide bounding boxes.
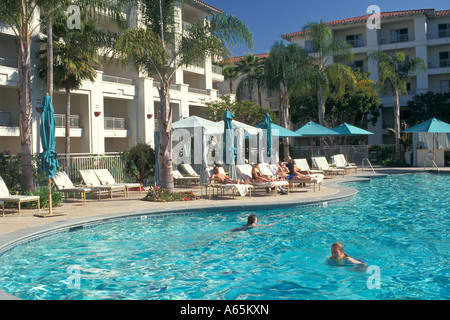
[295,121,339,157]
[223,111,238,180]
[332,123,373,160]
[35,95,64,217]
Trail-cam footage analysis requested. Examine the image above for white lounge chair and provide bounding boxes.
[173,169,200,186]
[331,154,358,174]
[236,164,289,196]
[94,169,142,197]
[267,162,322,192]
[311,156,345,178]
[79,169,126,199]
[202,167,253,199]
[52,171,99,203]
[0,176,40,216]
[179,163,200,178]
[294,159,324,174]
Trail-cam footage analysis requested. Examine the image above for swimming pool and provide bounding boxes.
[0,172,448,300]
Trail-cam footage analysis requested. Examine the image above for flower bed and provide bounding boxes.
[143,186,197,202]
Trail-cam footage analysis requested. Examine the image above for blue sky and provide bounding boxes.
[204,0,449,57]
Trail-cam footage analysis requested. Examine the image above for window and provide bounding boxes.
[390,28,408,43]
[438,23,450,38]
[440,80,450,93]
[346,34,363,47]
[439,52,449,68]
[305,40,314,53]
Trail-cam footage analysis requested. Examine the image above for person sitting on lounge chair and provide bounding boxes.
[210,166,240,184]
[277,163,290,179]
[283,157,313,181]
[251,163,277,183]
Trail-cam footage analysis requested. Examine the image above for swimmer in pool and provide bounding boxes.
[326,242,364,265]
[231,214,274,232]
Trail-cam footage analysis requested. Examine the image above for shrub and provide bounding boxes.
[143,186,197,202]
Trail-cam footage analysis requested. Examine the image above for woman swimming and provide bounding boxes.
[326,242,365,266]
[231,214,274,232]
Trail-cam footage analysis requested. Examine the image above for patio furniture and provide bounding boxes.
[293,158,324,174]
[173,170,200,186]
[0,176,40,216]
[236,164,289,196]
[52,171,99,203]
[311,156,345,178]
[79,169,126,199]
[202,167,253,199]
[94,169,142,197]
[331,154,358,174]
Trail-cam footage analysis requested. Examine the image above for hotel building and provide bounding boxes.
[0,0,225,155]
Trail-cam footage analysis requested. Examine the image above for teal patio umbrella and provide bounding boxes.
[332,123,373,160]
[223,111,237,180]
[295,121,339,157]
[403,118,450,162]
[36,95,63,217]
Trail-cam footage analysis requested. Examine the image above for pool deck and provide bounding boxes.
[0,166,447,299]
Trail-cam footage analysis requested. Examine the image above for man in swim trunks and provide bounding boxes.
[283,157,313,181]
[210,166,239,184]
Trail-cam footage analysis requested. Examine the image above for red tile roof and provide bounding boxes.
[193,0,222,13]
[221,53,269,64]
[281,8,447,39]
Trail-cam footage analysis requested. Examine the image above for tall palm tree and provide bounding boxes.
[263,41,311,158]
[221,63,239,95]
[368,51,426,162]
[0,0,39,191]
[114,0,252,192]
[302,21,354,128]
[235,54,264,104]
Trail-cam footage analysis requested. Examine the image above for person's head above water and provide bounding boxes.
[246,214,257,226]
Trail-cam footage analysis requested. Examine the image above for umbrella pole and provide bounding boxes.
[48,178,52,216]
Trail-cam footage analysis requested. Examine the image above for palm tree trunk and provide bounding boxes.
[65,88,71,168]
[282,91,290,158]
[17,25,34,192]
[158,82,174,192]
[394,91,401,162]
[229,80,233,94]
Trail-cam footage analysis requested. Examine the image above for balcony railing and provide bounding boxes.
[379,35,412,45]
[188,87,208,95]
[54,114,80,128]
[346,39,365,48]
[104,117,126,130]
[102,74,134,85]
[212,64,222,74]
[427,30,450,39]
[428,59,450,69]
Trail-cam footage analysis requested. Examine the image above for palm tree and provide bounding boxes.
[221,63,239,95]
[235,54,265,104]
[302,21,354,128]
[368,51,426,162]
[263,41,311,158]
[114,0,252,192]
[0,0,40,191]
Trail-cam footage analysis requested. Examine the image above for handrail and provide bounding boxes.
[424,152,440,172]
[361,158,375,173]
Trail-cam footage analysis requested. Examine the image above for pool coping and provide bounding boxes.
[5,170,427,300]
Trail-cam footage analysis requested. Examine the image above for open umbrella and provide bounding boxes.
[295,121,339,157]
[332,123,373,160]
[35,95,64,217]
[402,118,450,165]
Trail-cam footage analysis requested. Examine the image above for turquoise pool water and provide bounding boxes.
[0,173,448,300]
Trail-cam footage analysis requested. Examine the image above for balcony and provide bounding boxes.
[0,111,19,127]
[104,117,126,130]
[54,114,80,128]
[0,58,17,68]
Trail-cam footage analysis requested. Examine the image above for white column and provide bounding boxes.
[136,76,155,146]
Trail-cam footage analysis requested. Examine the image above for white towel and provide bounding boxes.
[223,184,252,197]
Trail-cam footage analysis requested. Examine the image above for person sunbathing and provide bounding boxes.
[210,166,239,184]
[251,163,275,182]
[283,157,313,181]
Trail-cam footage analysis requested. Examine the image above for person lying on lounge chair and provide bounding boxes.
[251,163,278,182]
[210,166,240,184]
[283,157,313,181]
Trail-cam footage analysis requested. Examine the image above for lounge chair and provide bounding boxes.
[294,159,324,174]
[265,162,322,192]
[180,163,200,178]
[259,163,302,192]
[79,169,126,199]
[94,169,142,197]
[173,170,200,186]
[331,154,358,174]
[311,156,345,178]
[52,171,99,203]
[0,176,40,216]
[202,167,253,199]
[236,164,289,196]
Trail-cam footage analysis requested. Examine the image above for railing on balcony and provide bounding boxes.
[346,38,365,48]
[54,114,80,128]
[0,111,19,126]
[104,117,126,130]
[188,87,208,95]
[0,57,17,68]
[428,59,450,69]
[427,30,450,39]
[102,74,134,85]
[153,81,179,90]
